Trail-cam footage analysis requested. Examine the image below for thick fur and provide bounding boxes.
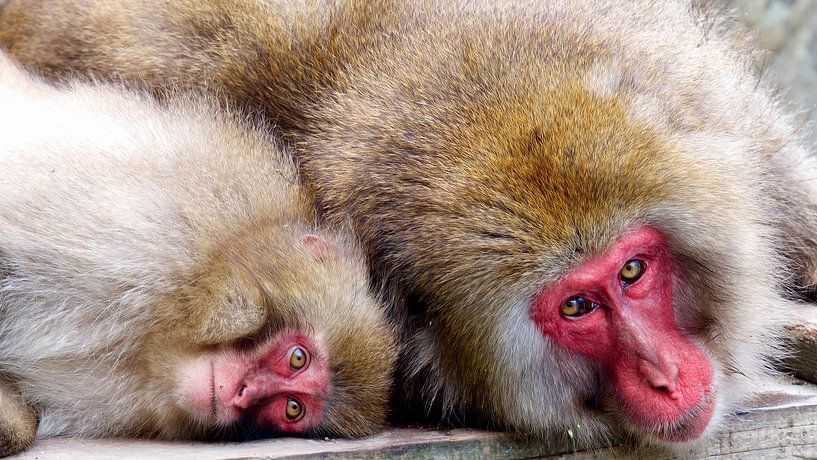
[2,0,815,448]
[0,50,397,455]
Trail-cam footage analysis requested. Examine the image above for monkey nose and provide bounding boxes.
[227,381,259,410]
[637,358,680,398]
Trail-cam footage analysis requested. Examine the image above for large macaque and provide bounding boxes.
[0,50,397,456]
[2,0,816,448]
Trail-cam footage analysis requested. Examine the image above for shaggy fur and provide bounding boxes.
[0,50,397,455]
[1,0,816,449]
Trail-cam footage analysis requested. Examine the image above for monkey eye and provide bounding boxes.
[620,259,645,285]
[561,296,599,318]
[285,397,304,421]
[289,346,309,371]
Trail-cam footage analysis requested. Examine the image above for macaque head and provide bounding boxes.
[532,226,715,441]
[146,225,398,439]
[367,69,786,446]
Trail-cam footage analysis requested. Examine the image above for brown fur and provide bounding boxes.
[0,382,36,457]
[2,0,816,447]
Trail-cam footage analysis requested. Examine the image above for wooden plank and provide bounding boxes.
[10,379,817,459]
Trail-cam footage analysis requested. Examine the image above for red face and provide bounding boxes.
[532,226,714,441]
[177,331,329,434]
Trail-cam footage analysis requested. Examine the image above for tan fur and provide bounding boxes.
[1,0,816,449]
[0,381,35,457]
[0,49,397,454]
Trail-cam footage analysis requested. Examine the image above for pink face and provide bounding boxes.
[532,226,715,441]
[177,331,329,434]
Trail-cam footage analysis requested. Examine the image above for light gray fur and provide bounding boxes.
[0,51,304,438]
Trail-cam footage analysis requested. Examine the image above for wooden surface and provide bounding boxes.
[12,379,817,460]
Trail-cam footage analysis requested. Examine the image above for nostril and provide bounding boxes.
[230,383,256,410]
[651,381,675,397]
[638,360,680,396]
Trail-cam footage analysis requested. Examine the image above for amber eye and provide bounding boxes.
[286,397,304,421]
[289,346,308,371]
[620,259,645,284]
[561,296,599,318]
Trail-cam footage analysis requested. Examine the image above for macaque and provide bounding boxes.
[0,50,398,457]
[2,0,816,448]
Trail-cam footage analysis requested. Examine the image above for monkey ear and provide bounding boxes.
[302,234,339,262]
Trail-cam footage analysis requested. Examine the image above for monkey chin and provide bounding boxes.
[634,388,717,444]
[174,331,330,434]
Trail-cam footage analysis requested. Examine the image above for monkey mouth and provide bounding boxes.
[647,390,716,442]
[210,359,218,422]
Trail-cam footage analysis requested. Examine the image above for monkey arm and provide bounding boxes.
[0,0,334,132]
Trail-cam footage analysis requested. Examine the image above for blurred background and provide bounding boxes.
[733,0,817,146]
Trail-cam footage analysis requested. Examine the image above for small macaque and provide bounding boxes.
[0,50,397,457]
[2,0,816,450]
